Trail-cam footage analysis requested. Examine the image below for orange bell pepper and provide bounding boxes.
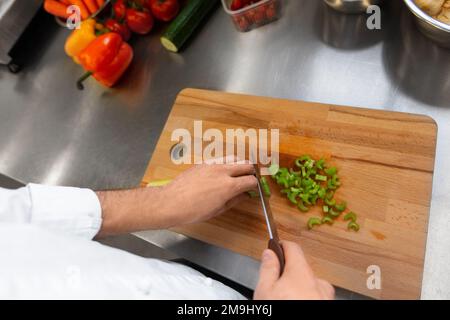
[76,33,133,89]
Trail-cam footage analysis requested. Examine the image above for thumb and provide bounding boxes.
[256,249,281,291]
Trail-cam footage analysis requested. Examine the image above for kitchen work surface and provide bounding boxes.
[1,0,449,299]
[141,88,437,299]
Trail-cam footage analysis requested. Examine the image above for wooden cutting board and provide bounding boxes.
[141,88,437,299]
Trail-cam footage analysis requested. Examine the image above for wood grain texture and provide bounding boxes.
[141,88,437,299]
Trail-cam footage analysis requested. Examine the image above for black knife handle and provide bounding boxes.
[268,239,285,275]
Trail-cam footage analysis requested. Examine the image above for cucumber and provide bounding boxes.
[161,0,219,52]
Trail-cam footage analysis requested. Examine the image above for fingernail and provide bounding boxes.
[262,249,272,262]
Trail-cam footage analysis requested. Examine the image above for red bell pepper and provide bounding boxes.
[76,33,133,89]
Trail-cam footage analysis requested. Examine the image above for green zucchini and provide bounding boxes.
[161,0,219,52]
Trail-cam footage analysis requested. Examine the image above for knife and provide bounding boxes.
[253,163,285,275]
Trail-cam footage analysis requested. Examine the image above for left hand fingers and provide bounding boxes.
[230,175,258,196]
[223,193,251,212]
[223,163,255,177]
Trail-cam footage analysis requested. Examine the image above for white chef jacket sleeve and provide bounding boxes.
[0,183,102,239]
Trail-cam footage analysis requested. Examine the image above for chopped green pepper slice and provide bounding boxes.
[317,187,326,199]
[348,221,360,232]
[315,174,327,182]
[300,194,311,205]
[287,192,298,204]
[323,205,329,213]
[316,158,325,170]
[326,190,334,200]
[325,167,337,176]
[260,177,271,197]
[325,198,336,206]
[327,179,337,190]
[278,177,289,188]
[302,178,313,188]
[344,212,357,222]
[304,159,315,169]
[307,217,322,229]
[295,155,311,168]
[297,200,309,212]
[247,191,258,198]
[310,185,320,194]
[268,164,279,176]
[329,208,341,218]
[322,216,334,225]
[334,201,347,212]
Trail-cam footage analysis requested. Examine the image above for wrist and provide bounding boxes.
[96,186,171,236]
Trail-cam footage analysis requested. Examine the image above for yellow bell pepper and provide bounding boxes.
[64,19,97,64]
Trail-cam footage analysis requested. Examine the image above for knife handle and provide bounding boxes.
[268,239,285,275]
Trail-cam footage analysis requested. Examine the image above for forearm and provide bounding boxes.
[95,163,257,238]
[96,187,172,237]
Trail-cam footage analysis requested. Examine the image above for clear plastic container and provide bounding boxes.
[221,0,282,32]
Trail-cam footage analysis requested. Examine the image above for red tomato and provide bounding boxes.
[265,2,277,20]
[253,11,265,24]
[148,0,179,22]
[236,16,249,31]
[113,0,127,20]
[126,8,154,35]
[231,0,262,10]
[244,10,255,23]
[231,0,244,11]
[105,18,131,41]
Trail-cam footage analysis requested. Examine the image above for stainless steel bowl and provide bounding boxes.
[403,0,450,48]
[324,0,383,14]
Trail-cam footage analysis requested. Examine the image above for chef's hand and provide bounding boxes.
[254,241,335,300]
[159,161,257,227]
[97,160,257,236]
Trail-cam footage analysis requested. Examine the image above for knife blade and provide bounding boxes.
[253,162,285,274]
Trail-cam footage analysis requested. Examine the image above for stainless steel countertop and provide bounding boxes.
[1,0,449,299]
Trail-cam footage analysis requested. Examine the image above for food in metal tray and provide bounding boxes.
[415,0,450,24]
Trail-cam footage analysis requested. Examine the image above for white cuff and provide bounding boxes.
[28,183,102,239]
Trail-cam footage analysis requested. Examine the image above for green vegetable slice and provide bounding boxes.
[324,197,336,206]
[316,158,326,170]
[268,164,279,176]
[260,177,271,197]
[297,200,309,212]
[329,208,341,218]
[287,192,298,204]
[348,221,360,232]
[322,216,334,225]
[247,190,258,198]
[315,174,327,182]
[344,212,357,222]
[325,167,337,176]
[308,217,322,229]
[334,201,347,212]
